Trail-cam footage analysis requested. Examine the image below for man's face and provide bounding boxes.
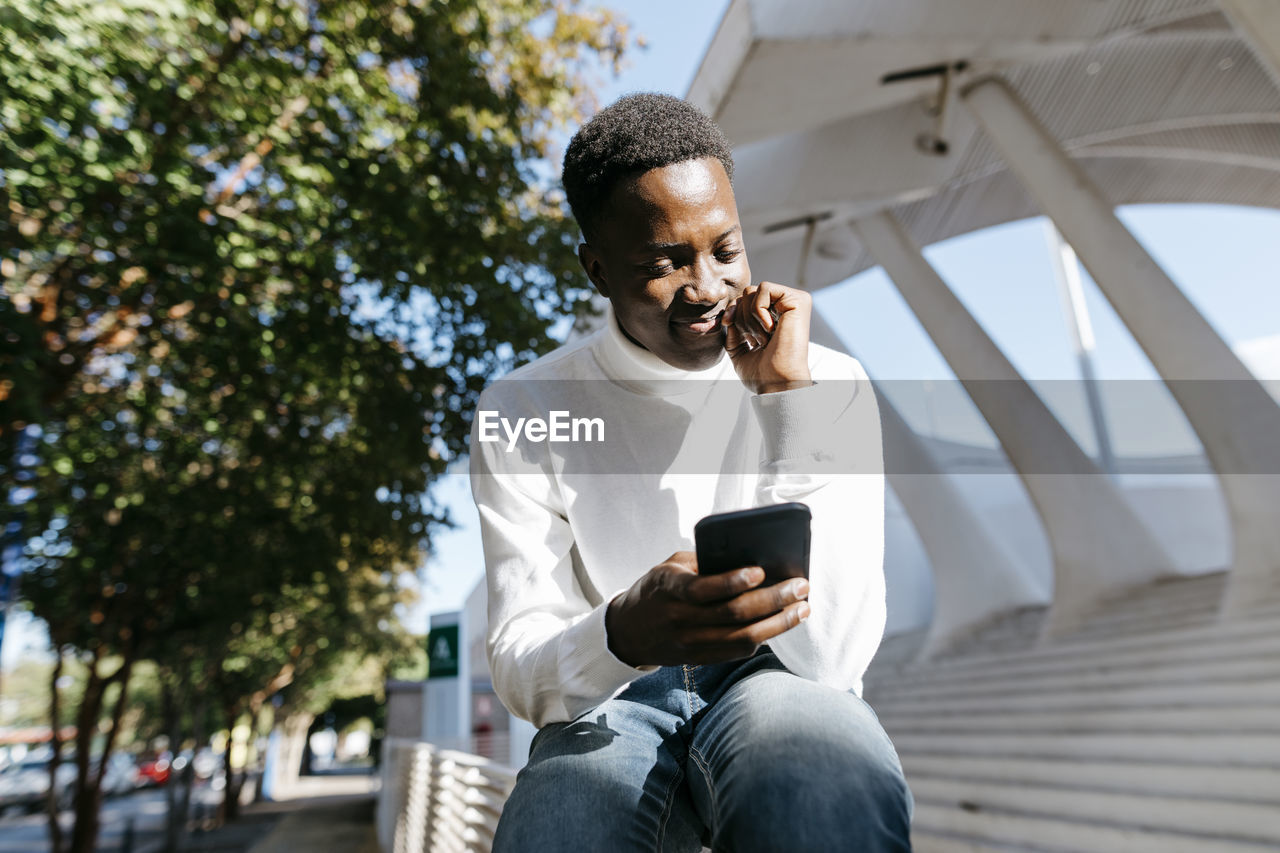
[579,157,750,371]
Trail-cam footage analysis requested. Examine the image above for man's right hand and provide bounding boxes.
[605,551,810,667]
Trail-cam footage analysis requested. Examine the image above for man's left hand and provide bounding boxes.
[723,281,813,394]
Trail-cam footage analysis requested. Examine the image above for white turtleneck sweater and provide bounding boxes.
[469,308,885,728]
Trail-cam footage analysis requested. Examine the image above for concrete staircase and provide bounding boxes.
[863,571,1280,852]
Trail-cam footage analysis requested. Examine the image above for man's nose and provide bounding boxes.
[681,256,730,305]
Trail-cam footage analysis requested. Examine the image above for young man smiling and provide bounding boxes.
[470,93,913,851]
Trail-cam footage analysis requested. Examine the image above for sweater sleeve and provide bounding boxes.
[748,352,886,695]
[469,391,655,728]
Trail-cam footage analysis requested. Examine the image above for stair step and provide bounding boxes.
[874,629,930,667]
[882,704,1279,734]
[868,680,1280,715]
[1085,574,1228,608]
[891,731,1280,765]
[912,574,1241,664]
[906,775,1280,843]
[1053,600,1280,642]
[870,571,1280,850]
[866,658,1280,701]
[899,754,1280,804]
[929,608,1051,661]
[1081,589,1221,617]
[875,612,1280,677]
[1080,596,1220,625]
[874,631,1280,689]
[911,829,1030,852]
[1067,607,1219,636]
[1053,611,1219,641]
[911,801,1277,852]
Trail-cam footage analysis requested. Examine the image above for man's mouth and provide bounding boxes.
[671,309,724,334]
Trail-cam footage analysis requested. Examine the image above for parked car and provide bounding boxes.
[0,751,76,813]
[166,747,217,780]
[135,752,171,788]
[99,752,139,797]
[192,747,218,779]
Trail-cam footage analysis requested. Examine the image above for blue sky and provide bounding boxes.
[404,0,1280,626]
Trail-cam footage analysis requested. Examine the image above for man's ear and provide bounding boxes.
[578,242,610,299]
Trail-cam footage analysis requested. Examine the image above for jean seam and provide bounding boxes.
[687,745,719,845]
[681,665,695,717]
[654,760,686,852]
[857,696,906,764]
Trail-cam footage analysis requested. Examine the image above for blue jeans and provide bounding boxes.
[493,649,913,852]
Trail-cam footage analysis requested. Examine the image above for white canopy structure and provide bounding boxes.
[686,2,1280,848]
[689,0,1280,636]
[693,0,1280,243]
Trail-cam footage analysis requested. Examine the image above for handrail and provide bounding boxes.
[378,738,519,853]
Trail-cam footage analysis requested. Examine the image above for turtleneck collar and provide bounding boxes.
[591,303,733,395]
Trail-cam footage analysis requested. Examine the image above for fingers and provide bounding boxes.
[626,556,813,667]
[701,577,809,625]
[722,301,753,354]
[680,566,766,604]
[678,599,812,661]
[729,287,771,351]
[723,310,754,357]
[725,283,799,354]
[753,286,775,333]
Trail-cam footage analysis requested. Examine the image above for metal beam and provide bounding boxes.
[852,210,1176,637]
[1219,0,1280,90]
[962,76,1280,614]
[809,309,1041,659]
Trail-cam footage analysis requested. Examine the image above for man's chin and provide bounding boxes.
[660,339,726,372]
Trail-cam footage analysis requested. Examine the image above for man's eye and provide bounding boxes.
[715,250,741,263]
[640,262,674,276]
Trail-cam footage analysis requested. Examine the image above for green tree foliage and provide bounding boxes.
[1,0,628,849]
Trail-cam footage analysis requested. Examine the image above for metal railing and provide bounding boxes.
[378,738,518,853]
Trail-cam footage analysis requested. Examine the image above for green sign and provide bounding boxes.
[426,624,460,680]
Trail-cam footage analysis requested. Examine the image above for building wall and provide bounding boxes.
[384,682,425,741]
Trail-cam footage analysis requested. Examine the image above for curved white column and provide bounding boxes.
[961,77,1280,614]
[852,211,1177,636]
[809,310,1041,658]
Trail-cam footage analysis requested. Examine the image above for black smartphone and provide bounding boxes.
[694,502,811,584]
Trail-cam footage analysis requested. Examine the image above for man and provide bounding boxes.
[470,93,912,851]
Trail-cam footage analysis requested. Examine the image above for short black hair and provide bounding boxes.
[562,92,735,241]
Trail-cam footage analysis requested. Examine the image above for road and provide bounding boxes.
[0,784,222,853]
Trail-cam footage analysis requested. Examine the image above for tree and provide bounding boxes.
[1,1,629,850]
[0,655,84,730]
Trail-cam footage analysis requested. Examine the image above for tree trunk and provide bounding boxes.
[246,703,269,802]
[66,656,105,853]
[161,677,183,853]
[178,694,206,833]
[218,704,242,822]
[274,712,315,797]
[68,651,134,853]
[47,651,64,853]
